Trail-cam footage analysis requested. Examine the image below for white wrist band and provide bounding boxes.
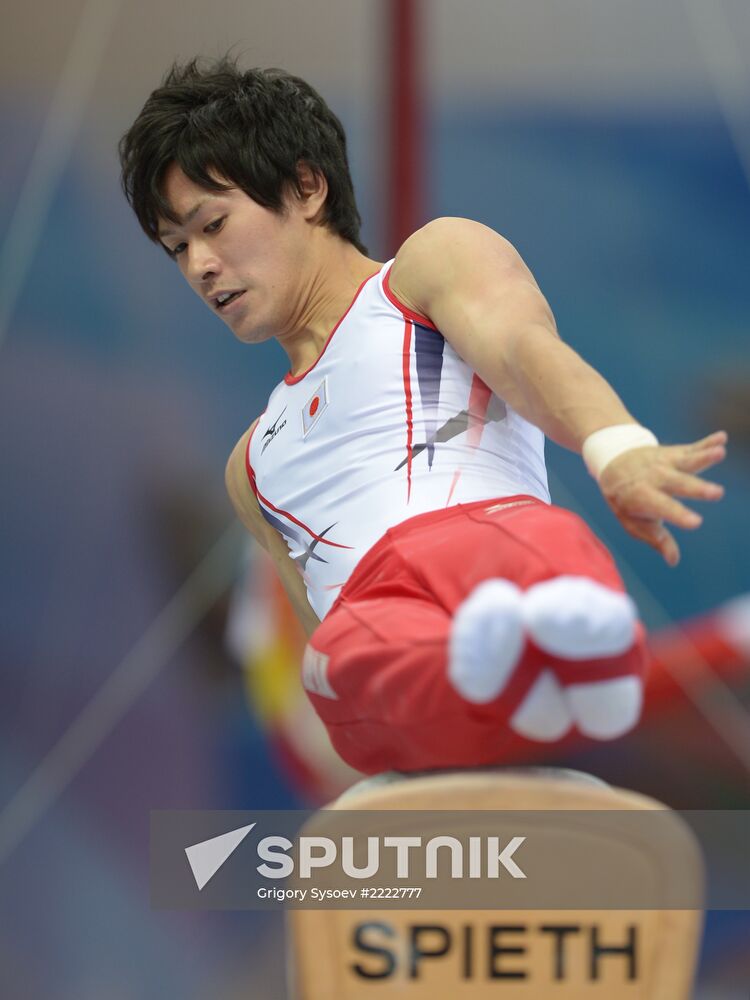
[582,424,659,479]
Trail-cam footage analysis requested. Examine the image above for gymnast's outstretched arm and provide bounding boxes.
[389,217,727,565]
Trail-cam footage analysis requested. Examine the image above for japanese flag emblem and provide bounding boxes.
[302,377,329,438]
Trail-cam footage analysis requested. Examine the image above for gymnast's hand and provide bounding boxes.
[598,430,728,566]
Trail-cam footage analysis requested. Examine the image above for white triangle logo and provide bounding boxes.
[185,823,256,891]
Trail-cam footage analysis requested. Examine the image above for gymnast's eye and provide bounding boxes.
[205,216,225,234]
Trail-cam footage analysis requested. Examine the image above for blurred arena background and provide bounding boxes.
[1,0,749,996]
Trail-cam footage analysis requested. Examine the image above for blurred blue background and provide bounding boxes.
[1,0,748,996]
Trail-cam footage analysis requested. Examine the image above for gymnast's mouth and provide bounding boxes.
[212,290,246,312]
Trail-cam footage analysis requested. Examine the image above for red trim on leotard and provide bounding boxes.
[401,318,414,502]
[245,419,262,497]
[255,486,354,548]
[467,372,492,447]
[246,417,352,549]
[445,469,462,507]
[383,263,438,331]
[284,271,380,385]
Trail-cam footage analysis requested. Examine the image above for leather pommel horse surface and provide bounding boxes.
[287,770,704,998]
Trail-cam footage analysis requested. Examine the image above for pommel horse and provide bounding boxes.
[287,768,703,998]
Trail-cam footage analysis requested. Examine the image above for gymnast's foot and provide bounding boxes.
[448,575,643,740]
[448,579,525,704]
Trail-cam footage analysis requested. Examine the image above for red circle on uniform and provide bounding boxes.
[309,396,320,416]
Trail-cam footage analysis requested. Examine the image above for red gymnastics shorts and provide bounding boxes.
[303,496,647,775]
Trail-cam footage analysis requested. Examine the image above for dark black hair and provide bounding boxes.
[118,55,367,254]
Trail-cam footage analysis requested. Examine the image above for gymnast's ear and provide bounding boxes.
[292,161,328,222]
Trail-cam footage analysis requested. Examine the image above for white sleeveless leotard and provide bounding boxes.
[246,260,550,619]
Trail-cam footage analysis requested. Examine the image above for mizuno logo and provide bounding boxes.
[262,407,287,453]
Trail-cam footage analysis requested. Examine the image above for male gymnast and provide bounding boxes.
[119,58,727,775]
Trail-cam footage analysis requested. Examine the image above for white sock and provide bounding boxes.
[566,676,643,739]
[522,576,637,660]
[510,670,573,741]
[448,579,525,703]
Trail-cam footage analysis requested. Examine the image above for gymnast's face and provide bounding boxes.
[157,163,317,344]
